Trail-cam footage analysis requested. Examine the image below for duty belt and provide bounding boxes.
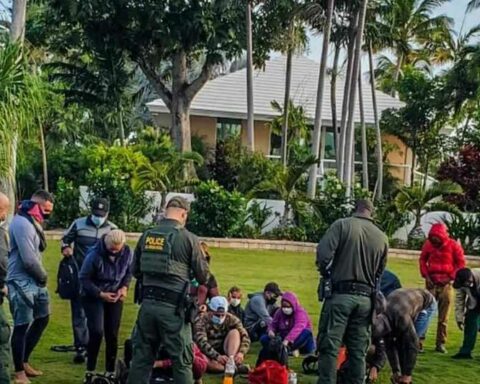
[142,286,182,306]
[332,281,374,297]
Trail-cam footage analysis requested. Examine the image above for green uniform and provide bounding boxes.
[316,213,388,384]
[0,225,11,384]
[127,218,209,384]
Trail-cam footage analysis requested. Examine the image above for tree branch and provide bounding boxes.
[185,59,214,104]
[137,56,172,110]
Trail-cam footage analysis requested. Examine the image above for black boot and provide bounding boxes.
[74,348,87,364]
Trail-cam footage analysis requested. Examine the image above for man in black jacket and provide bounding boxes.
[0,192,10,383]
[61,197,117,363]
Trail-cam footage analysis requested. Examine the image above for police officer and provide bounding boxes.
[61,197,117,363]
[0,192,11,384]
[127,196,209,384]
[316,199,388,384]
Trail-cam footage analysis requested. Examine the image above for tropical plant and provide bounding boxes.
[244,201,274,239]
[394,182,463,238]
[444,212,480,255]
[253,154,318,226]
[48,177,82,228]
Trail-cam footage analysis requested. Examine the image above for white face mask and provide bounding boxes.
[282,307,293,316]
[91,215,107,227]
[230,298,241,307]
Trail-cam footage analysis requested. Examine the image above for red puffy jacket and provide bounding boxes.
[419,223,465,284]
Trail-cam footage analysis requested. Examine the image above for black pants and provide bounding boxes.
[83,298,123,372]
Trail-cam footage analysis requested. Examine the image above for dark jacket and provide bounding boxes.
[62,216,117,266]
[0,224,8,302]
[229,304,245,323]
[380,270,402,297]
[455,268,480,323]
[79,238,133,299]
[316,214,388,288]
[133,218,209,293]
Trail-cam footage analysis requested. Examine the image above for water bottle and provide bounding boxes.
[223,356,235,384]
[288,371,297,384]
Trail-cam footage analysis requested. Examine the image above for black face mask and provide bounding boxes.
[266,297,277,305]
[42,213,51,220]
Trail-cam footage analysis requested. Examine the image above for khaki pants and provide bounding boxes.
[427,282,453,347]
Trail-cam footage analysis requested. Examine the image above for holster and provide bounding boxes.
[177,281,197,324]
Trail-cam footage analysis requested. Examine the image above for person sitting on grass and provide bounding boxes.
[79,229,133,383]
[259,291,315,360]
[452,268,480,360]
[194,296,251,374]
[228,286,245,323]
[192,242,219,313]
[244,282,281,341]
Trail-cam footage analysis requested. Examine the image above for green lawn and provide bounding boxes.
[12,242,479,383]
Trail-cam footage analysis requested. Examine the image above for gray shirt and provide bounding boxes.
[8,215,47,284]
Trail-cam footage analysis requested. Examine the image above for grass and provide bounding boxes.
[9,242,479,383]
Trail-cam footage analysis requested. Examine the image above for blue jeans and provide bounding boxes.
[414,300,438,339]
[260,329,316,354]
[71,296,89,349]
[8,278,50,326]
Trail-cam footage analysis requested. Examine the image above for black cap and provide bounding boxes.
[166,196,190,211]
[453,268,473,289]
[91,198,110,217]
[264,282,282,296]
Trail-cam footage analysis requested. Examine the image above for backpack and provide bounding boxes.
[248,360,289,384]
[56,257,80,300]
[256,336,289,367]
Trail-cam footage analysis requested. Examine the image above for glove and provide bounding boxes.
[457,321,464,331]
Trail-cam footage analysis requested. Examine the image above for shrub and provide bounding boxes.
[48,177,82,229]
[188,180,247,238]
[445,213,480,255]
[374,200,410,239]
[243,201,274,238]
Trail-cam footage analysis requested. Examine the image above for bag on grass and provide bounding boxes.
[248,360,289,384]
[56,256,80,300]
[256,336,289,367]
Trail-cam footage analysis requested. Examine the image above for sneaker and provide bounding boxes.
[73,348,86,364]
[236,364,251,375]
[83,372,94,384]
[418,342,425,354]
[292,349,300,358]
[452,352,473,359]
[435,344,447,354]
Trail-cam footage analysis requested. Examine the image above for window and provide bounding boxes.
[216,118,242,142]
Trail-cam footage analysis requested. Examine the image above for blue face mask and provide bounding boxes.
[91,215,106,227]
[211,315,225,326]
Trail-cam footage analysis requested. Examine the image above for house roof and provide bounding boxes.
[147,55,404,125]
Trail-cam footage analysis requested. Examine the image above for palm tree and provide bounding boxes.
[10,0,27,41]
[304,0,336,199]
[254,154,317,227]
[133,151,203,211]
[380,0,454,96]
[395,181,463,239]
[467,0,480,12]
[246,0,255,152]
[358,66,368,190]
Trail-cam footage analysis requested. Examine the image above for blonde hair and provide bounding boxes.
[105,229,126,248]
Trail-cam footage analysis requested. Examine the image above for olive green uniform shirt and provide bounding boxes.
[316,214,388,287]
[132,218,209,293]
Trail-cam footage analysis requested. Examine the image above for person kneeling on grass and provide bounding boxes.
[228,286,245,323]
[79,230,133,383]
[194,296,251,374]
[259,291,315,360]
[452,268,480,360]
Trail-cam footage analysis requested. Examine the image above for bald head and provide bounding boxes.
[0,192,10,222]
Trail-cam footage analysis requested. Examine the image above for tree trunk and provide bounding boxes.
[358,67,368,190]
[246,1,255,152]
[422,159,429,190]
[307,0,335,199]
[281,47,293,167]
[117,106,126,147]
[410,151,416,186]
[337,11,359,179]
[39,125,49,192]
[392,52,403,97]
[331,43,341,144]
[368,44,383,201]
[344,0,369,197]
[10,0,27,42]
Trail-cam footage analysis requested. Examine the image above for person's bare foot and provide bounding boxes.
[13,371,31,384]
[23,363,43,377]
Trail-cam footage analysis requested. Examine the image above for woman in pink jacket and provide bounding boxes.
[260,291,315,357]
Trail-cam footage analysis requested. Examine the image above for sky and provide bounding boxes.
[307,0,480,62]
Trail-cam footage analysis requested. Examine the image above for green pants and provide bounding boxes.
[127,300,193,384]
[0,305,11,384]
[459,310,480,355]
[317,294,372,384]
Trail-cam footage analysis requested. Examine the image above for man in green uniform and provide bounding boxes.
[127,196,209,384]
[0,192,11,384]
[316,199,388,384]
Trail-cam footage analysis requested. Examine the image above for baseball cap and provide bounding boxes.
[166,196,190,212]
[264,282,282,296]
[209,296,229,313]
[91,198,110,217]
